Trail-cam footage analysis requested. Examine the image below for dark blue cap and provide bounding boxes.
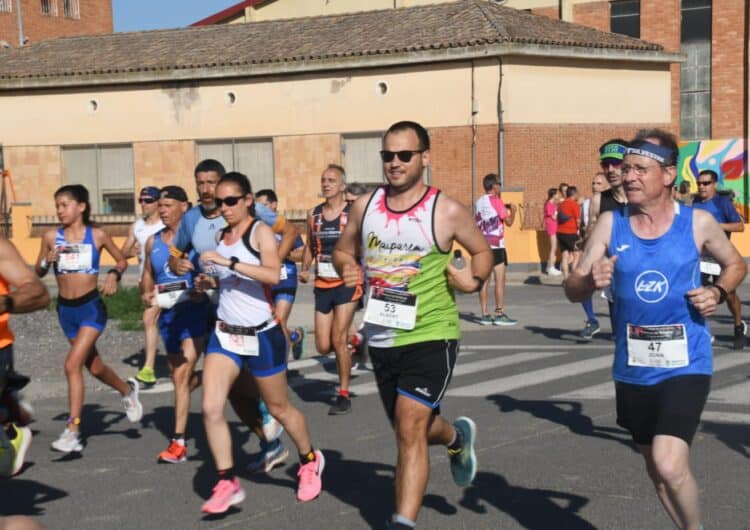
[139,186,160,200]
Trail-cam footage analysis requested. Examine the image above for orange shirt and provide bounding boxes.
[0,275,14,348]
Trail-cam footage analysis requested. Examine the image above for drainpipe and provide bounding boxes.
[471,61,477,209]
[744,0,749,220]
[497,58,505,188]
[15,0,24,47]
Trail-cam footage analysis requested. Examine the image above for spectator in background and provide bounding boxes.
[556,186,580,279]
[674,181,693,206]
[544,188,562,276]
[581,172,609,234]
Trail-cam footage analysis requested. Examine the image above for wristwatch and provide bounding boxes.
[228,256,239,271]
[472,275,485,293]
[1,296,14,315]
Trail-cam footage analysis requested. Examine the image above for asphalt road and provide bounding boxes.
[4,278,750,529]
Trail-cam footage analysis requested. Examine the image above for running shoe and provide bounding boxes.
[158,439,187,463]
[580,321,601,341]
[135,366,156,385]
[385,521,416,530]
[9,424,31,476]
[246,438,289,474]
[291,327,305,360]
[122,378,143,423]
[327,394,351,415]
[296,450,325,502]
[449,416,477,487]
[493,313,518,326]
[51,428,83,453]
[259,400,284,441]
[547,266,562,276]
[201,477,246,514]
[478,315,493,326]
[733,321,747,350]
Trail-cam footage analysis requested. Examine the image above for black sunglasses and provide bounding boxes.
[138,197,157,204]
[696,180,715,186]
[215,195,244,207]
[380,150,424,163]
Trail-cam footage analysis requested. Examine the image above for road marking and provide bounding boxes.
[552,352,750,400]
[462,344,605,351]
[447,355,612,397]
[708,380,750,405]
[349,351,570,396]
[701,411,750,425]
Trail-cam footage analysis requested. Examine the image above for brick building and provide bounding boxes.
[0,1,687,266]
[0,0,112,47]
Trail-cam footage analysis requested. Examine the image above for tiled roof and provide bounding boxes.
[0,0,667,86]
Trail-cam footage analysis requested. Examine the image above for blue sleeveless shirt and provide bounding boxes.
[54,226,100,276]
[150,230,200,289]
[609,202,712,385]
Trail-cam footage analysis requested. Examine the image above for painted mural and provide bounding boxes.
[678,138,748,213]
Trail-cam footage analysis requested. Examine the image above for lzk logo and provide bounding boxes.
[634,270,669,303]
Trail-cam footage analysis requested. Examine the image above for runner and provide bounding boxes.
[565,129,746,530]
[300,165,363,415]
[255,189,305,360]
[35,185,142,453]
[333,121,492,529]
[120,186,165,386]
[474,173,517,326]
[692,169,747,350]
[168,159,296,472]
[140,186,208,463]
[196,171,324,514]
[0,236,49,477]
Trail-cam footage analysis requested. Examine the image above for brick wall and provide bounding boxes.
[711,0,747,139]
[572,1,609,32]
[0,0,111,46]
[531,6,558,20]
[133,141,196,200]
[4,145,62,216]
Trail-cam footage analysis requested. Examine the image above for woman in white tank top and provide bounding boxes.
[196,172,324,514]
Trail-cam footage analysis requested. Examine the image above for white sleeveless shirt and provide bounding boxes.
[215,221,276,328]
[133,217,165,278]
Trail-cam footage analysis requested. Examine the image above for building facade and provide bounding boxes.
[0,0,112,47]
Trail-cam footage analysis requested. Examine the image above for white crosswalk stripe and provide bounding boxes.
[139,344,750,425]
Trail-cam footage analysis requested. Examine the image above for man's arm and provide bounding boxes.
[299,210,314,283]
[119,222,138,260]
[0,238,49,313]
[443,196,492,293]
[696,210,746,295]
[587,193,602,235]
[503,202,517,228]
[564,212,613,302]
[718,198,745,233]
[333,195,369,286]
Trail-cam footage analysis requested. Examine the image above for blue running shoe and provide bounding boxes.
[449,416,477,487]
[291,327,305,360]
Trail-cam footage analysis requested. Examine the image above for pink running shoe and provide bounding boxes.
[201,477,246,514]
[296,450,325,502]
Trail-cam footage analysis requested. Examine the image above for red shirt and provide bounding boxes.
[556,198,580,235]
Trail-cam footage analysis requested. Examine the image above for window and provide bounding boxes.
[197,138,275,192]
[0,1,12,13]
[62,0,79,19]
[680,0,712,140]
[62,145,135,214]
[610,1,640,38]
[41,0,58,16]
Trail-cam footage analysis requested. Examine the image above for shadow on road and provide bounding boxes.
[700,421,750,459]
[52,403,141,449]
[460,471,597,529]
[488,394,635,453]
[0,479,67,516]
[523,325,613,343]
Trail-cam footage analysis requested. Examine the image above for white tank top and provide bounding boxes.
[215,221,276,328]
[134,217,165,278]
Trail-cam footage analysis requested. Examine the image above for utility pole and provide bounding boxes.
[15,0,24,46]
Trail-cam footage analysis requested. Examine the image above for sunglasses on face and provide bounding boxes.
[600,160,623,169]
[138,198,157,204]
[696,180,715,186]
[215,195,244,208]
[379,150,424,163]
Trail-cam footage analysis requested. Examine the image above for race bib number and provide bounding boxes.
[155,281,190,309]
[57,244,93,272]
[364,287,418,330]
[626,323,689,368]
[280,265,288,281]
[215,321,259,356]
[317,259,340,279]
[700,261,721,276]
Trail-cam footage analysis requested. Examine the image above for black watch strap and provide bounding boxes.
[472,275,485,293]
[229,256,239,271]
[711,284,728,304]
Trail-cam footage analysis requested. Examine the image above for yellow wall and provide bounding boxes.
[0,60,670,147]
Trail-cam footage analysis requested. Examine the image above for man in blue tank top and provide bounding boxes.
[565,129,746,530]
[692,169,746,350]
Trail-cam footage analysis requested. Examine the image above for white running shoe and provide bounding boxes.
[547,267,562,276]
[51,428,83,453]
[262,416,284,442]
[122,378,143,423]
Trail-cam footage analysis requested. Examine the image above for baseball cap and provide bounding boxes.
[139,186,160,200]
[159,186,189,202]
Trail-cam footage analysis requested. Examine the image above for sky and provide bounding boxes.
[112,0,242,32]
